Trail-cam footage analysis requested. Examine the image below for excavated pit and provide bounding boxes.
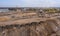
[0,19,60,36]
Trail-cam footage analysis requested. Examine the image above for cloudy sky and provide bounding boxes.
[0,0,60,7]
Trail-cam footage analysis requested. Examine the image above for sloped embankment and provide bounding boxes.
[0,19,60,36]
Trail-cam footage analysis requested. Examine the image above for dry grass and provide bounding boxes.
[0,16,11,22]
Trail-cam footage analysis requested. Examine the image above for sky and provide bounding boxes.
[0,0,60,7]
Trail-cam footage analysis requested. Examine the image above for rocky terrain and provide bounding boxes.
[0,10,60,36]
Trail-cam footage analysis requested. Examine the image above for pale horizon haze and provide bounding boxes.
[0,0,60,7]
